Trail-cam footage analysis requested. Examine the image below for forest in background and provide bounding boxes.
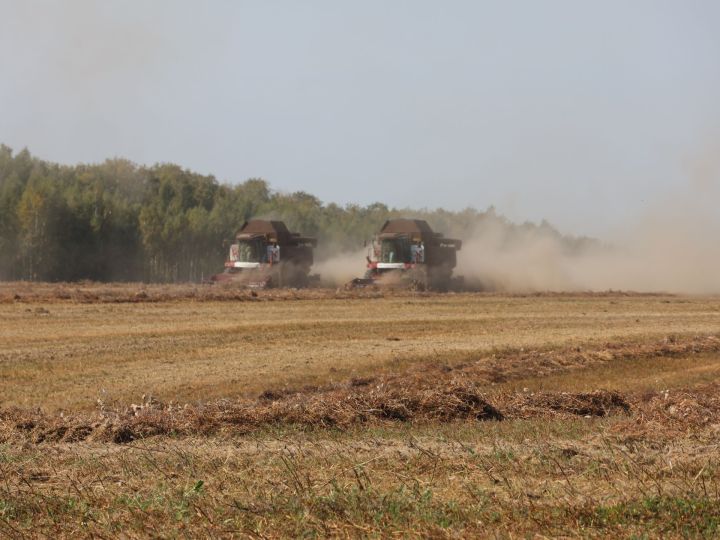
[0,145,597,282]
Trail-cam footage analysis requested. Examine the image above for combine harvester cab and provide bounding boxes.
[213,220,317,288]
[352,219,462,291]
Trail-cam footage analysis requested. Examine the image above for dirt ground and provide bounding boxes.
[1,282,719,537]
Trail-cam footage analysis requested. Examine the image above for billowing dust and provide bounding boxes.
[317,152,720,294]
[314,247,369,287]
[458,165,720,294]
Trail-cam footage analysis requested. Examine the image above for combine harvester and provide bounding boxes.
[349,219,462,291]
[211,220,317,288]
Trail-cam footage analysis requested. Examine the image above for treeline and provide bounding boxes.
[0,145,597,282]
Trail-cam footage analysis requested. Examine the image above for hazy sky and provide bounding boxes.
[1,1,718,236]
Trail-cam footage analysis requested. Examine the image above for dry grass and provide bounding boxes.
[1,282,720,537]
[2,333,718,446]
[2,416,719,538]
[1,283,719,411]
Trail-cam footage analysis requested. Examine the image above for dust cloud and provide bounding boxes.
[314,150,720,294]
[314,248,369,287]
[458,152,720,294]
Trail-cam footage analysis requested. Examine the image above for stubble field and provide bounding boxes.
[1,282,720,538]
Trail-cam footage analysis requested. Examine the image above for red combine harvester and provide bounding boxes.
[349,219,462,291]
[211,220,317,288]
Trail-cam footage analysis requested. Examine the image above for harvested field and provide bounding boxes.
[1,282,719,537]
[2,282,719,411]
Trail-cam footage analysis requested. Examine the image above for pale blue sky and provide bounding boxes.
[1,1,718,235]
